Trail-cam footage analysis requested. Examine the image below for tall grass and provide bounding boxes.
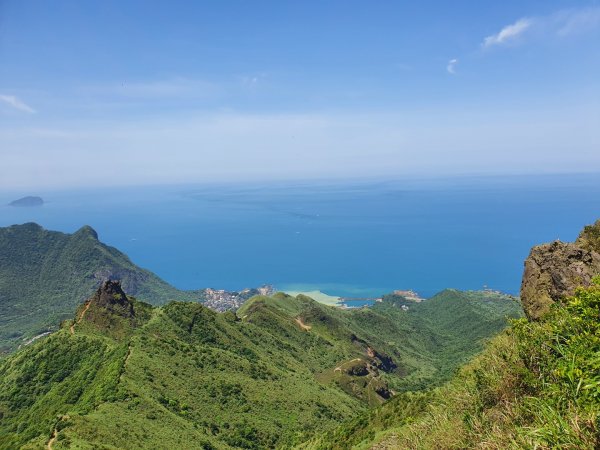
[312,279,600,449]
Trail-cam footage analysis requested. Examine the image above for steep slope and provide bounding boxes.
[239,289,522,393]
[379,289,523,389]
[0,223,198,353]
[0,282,520,449]
[312,220,600,450]
[311,281,600,450]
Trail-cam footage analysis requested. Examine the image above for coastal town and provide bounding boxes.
[199,285,275,312]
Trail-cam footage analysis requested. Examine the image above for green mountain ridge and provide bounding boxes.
[0,223,272,354]
[0,222,198,353]
[0,279,521,449]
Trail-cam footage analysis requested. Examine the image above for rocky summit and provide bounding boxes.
[520,219,600,320]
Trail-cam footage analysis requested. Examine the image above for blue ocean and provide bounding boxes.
[1,174,599,298]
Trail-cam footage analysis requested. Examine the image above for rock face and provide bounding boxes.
[76,280,146,339]
[89,280,135,319]
[521,220,600,320]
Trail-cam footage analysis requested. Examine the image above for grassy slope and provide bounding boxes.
[0,288,521,449]
[344,289,523,391]
[0,223,197,353]
[0,295,364,450]
[310,282,600,450]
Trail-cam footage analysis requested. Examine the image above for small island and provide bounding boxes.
[9,196,44,207]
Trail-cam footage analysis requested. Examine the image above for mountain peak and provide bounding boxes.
[74,225,99,240]
[10,222,44,232]
[72,280,142,338]
[93,280,132,312]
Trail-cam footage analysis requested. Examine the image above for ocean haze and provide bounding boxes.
[1,173,598,298]
[1,105,598,190]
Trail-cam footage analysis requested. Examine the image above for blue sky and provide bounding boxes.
[1,0,599,189]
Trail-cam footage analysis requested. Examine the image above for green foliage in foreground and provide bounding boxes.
[0,223,197,354]
[0,287,521,449]
[310,280,600,449]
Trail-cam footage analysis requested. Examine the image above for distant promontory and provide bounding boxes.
[9,196,44,207]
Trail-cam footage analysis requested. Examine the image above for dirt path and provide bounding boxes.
[295,317,312,331]
[70,300,92,335]
[46,415,68,450]
[334,358,362,372]
[46,428,57,450]
[124,346,133,366]
[117,343,134,387]
[122,345,133,375]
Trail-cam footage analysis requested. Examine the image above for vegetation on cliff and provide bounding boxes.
[311,249,600,449]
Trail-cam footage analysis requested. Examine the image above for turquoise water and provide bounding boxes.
[1,174,599,298]
[340,299,377,308]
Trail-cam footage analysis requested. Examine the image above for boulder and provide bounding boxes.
[520,220,600,320]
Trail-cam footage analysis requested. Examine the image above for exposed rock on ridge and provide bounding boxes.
[73,280,150,338]
[521,219,600,319]
[90,280,135,319]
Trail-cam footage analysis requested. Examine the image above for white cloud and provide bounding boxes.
[446,59,458,74]
[482,18,533,48]
[481,7,600,49]
[0,94,36,113]
[557,7,600,37]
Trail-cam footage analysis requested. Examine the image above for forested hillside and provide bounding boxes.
[0,281,520,449]
[0,223,197,353]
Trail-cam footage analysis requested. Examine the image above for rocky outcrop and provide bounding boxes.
[366,346,397,372]
[90,280,135,319]
[346,360,370,376]
[74,280,147,338]
[374,385,393,400]
[521,220,600,320]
